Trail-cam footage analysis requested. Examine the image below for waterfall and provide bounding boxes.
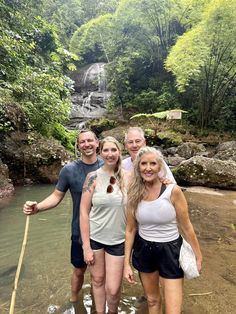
[66,62,111,130]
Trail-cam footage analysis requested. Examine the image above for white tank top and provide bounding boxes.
[136,184,179,242]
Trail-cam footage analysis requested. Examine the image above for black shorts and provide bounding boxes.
[90,239,124,256]
[132,234,184,279]
[71,235,86,268]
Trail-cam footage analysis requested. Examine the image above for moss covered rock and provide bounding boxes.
[173,156,236,190]
[0,131,71,184]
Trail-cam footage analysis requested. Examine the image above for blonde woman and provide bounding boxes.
[80,136,127,314]
[124,147,202,314]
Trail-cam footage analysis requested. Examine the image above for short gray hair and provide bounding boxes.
[124,127,145,142]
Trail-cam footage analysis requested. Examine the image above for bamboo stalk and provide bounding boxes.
[189,292,213,296]
[9,215,30,314]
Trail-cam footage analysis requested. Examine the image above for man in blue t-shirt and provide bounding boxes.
[23,130,104,302]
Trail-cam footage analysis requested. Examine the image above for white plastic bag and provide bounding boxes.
[179,238,200,279]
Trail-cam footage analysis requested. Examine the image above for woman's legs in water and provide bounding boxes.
[89,249,106,313]
[105,253,124,313]
[71,266,86,302]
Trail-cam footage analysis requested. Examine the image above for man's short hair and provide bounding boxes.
[124,127,145,142]
[78,129,98,140]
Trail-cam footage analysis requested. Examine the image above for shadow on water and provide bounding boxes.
[0,265,24,286]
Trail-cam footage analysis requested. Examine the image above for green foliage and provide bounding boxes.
[0,102,28,133]
[156,131,183,146]
[1,0,235,141]
[17,68,73,135]
[43,0,84,47]
[165,25,210,92]
[87,117,118,135]
[130,83,181,113]
[166,0,236,129]
[70,0,187,110]
[0,105,14,133]
[80,0,118,20]
[0,2,77,139]
[131,110,187,120]
[70,14,114,64]
[51,123,78,152]
[142,128,183,147]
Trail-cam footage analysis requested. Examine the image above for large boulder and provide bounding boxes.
[214,141,236,162]
[173,156,236,190]
[176,142,206,159]
[0,159,14,198]
[166,156,186,167]
[0,131,71,184]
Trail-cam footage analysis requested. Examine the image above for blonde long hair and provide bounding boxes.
[127,146,166,216]
[99,136,125,195]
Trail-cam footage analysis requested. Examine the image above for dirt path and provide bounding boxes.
[182,187,236,314]
[132,187,236,314]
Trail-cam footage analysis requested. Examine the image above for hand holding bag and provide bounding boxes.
[179,238,200,279]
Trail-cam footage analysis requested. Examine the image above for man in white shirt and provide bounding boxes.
[122,127,176,183]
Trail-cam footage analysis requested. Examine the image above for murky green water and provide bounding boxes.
[0,185,145,314]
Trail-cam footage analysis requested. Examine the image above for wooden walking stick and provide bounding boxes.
[9,215,30,314]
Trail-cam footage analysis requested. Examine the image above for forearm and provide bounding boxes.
[80,213,91,249]
[23,189,64,215]
[182,224,202,260]
[36,190,64,212]
[124,229,136,265]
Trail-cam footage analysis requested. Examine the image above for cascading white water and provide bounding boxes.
[67,62,111,130]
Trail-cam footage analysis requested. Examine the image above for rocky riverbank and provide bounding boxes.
[1,121,236,198]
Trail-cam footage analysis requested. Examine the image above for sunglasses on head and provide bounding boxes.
[107,176,116,193]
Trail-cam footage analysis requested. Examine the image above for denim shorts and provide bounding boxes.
[132,234,184,279]
[90,239,124,256]
[71,235,86,268]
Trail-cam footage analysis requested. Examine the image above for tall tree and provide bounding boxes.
[0,0,77,135]
[166,0,236,129]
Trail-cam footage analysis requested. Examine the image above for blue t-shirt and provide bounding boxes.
[56,158,104,237]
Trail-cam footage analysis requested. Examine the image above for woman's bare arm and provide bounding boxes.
[171,185,203,272]
[80,171,97,264]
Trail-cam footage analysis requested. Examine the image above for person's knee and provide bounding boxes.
[106,286,120,300]
[73,267,86,279]
[92,275,105,288]
[146,295,162,308]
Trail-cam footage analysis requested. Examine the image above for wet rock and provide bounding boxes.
[176,142,206,159]
[166,147,178,156]
[214,141,236,161]
[0,131,71,184]
[0,159,14,198]
[173,156,236,190]
[216,141,236,152]
[166,156,186,167]
[66,63,111,130]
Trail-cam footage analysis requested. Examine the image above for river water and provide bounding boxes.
[0,185,235,314]
[0,185,144,314]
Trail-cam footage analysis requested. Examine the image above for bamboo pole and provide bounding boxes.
[9,215,30,314]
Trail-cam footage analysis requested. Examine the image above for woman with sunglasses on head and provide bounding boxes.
[124,146,202,314]
[80,136,127,314]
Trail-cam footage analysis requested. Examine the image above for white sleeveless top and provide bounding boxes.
[136,184,179,242]
[89,168,127,245]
